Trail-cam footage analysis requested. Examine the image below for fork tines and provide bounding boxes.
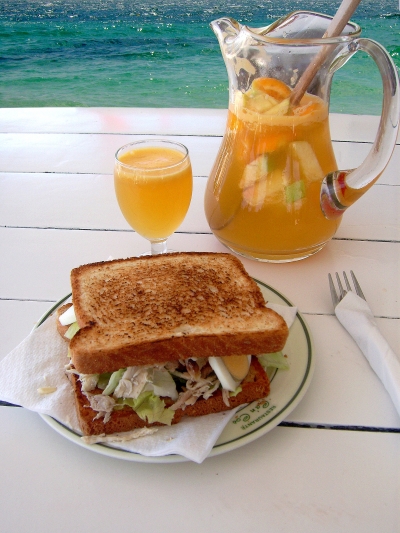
[328,273,340,307]
[328,270,366,307]
[349,270,366,301]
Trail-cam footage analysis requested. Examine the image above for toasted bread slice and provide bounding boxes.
[68,357,270,436]
[68,252,288,374]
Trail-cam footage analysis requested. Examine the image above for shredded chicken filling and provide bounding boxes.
[66,357,234,422]
[113,366,150,399]
[169,359,221,410]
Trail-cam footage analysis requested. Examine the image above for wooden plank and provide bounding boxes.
[289,314,400,428]
[0,132,399,185]
[0,173,209,234]
[0,107,228,136]
[1,174,398,242]
[0,228,398,317]
[0,132,219,176]
[0,407,398,533]
[0,108,397,144]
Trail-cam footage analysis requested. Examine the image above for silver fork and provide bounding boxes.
[328,270,400,418]
[328,270,366,308]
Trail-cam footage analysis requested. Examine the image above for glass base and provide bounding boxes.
[217,238,328,263]
[140,249,177,257]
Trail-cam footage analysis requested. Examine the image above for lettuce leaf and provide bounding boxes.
[102,368,126,396]
[258,351,289,371]
[116,391,175,425]
[146,369,178,400]
[65,321,79,340]
[97,372,112,390]
[229,386,242,397]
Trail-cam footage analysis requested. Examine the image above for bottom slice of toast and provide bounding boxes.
[67,357,270,436]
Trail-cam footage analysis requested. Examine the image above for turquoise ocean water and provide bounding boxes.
[0,0,399,113]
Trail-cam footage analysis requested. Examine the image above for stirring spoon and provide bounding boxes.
[290,0,362,106]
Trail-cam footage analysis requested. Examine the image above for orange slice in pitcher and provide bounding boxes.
[250,77,292,101]
[239,128,294,162]
[293,101,321,116]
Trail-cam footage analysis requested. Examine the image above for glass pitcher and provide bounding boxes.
[204,11,399,262]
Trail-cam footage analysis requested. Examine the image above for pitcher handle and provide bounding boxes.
[321,38,399,220]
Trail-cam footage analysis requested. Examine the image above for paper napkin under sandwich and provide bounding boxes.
[0,303,297,463]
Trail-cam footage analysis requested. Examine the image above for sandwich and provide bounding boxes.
[56,252,289,437]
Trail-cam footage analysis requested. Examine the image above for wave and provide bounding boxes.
[0,0,397,112]
[2,0,397,24]
[380,13,400,19]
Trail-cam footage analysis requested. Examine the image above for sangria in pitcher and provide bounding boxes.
[204,12,399,261]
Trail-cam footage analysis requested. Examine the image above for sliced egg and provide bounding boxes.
[59,304,76,326]
[209,357,238,392]
[208,355,251,392]
[222,355,252,381]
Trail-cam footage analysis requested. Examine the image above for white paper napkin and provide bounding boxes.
[335,291,400,418]
[0,303,296,463]
[267,302,297,331]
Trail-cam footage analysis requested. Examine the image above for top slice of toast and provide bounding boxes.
[69,252,289,374]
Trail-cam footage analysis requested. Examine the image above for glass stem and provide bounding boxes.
[150,239,168,255]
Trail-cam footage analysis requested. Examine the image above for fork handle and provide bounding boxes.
[335,292,400,419]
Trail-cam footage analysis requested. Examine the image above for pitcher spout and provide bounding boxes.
[210,17,241,46]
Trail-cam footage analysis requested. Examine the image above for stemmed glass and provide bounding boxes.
[114,139,193,255]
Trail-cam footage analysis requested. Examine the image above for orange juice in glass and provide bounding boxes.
[204,78,340,261]
[115,140,192,255]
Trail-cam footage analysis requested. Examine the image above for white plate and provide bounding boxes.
[38,280,314,463]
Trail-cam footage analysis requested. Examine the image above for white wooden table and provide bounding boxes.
[0,107,399,532]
